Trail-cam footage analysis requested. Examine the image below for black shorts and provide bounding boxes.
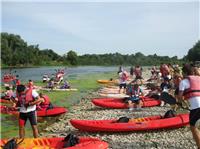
[119,83,126,89]
[189,108,200,126]
[19,111,37,126]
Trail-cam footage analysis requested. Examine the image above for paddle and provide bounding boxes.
[160,92,189,110]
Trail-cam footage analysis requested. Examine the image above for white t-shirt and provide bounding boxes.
[16,90,39,113]
[179,79,200,110]
[119,72,126,84]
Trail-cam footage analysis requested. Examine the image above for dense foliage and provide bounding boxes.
[1,32,187,67]
[187,40,200,62]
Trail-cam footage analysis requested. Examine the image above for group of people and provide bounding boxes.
[117,63,200,148]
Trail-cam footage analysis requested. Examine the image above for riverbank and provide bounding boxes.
[0,71,118,138]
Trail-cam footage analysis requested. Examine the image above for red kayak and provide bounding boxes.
[0,137,108,149]
[92,97,161,109]
[0,98,12,104]
[70,114,189,132]
[0,105,67,117]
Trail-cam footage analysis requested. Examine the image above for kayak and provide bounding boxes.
[70,114,189,132]
[40,87,78,91]
[92,97,161,109]
[0,137,108,149]
[0,98,12,104]
[97,80,118,84]
[98,93,129,98]
[0,105,67,117]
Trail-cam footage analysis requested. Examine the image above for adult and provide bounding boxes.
[37,93,52,110]
[118,70,128,94]
[12,85,40,138]
[178,64,200,148]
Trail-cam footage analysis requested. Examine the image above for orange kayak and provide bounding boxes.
[0,137,108,149]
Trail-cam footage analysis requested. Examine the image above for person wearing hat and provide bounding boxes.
[11,84,41,138]
[178,63,200,148]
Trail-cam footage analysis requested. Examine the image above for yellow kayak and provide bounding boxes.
[97,80,118,84]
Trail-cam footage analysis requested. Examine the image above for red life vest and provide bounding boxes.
[16,80,21,86]
[184,76,200,99]
[129,87,140,97]
[40,95,50,108]
[135,68,142,76]
[17,88,34,106]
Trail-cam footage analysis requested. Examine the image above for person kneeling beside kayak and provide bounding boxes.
[126,83,144,111]
[36,93,53,110]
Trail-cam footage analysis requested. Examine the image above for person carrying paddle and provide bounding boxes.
[178,64,200,148]
[11,84,41,138]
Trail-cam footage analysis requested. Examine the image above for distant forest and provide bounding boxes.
[1,32,200,67]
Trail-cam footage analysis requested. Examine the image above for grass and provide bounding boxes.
[0,71,117,139]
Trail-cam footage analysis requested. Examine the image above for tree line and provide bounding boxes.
[1,32,199,67]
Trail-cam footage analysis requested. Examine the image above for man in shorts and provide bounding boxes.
[178,64,200,148]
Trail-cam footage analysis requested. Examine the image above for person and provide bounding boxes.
[1,86,14,100]
[160,77,172,93]
[118,66,123,74]
[160,63,170,79]
[134,65,143,84]
[118,70,128,94]
[36,93,52,110]
[126,82,144,111]
[60,80,70,89]
[11,84,40,138]
[47,79,54,90]
[178,64,200,148]
[130,66,134,78]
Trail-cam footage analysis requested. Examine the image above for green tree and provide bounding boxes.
[187,41,200,62]
[66,50,78,65]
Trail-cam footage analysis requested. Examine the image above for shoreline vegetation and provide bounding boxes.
[4,32,199,68]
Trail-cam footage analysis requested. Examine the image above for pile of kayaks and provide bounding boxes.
[0,136,108,149]
[0,105,67,117]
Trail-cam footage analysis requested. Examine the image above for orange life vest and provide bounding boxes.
[17,88,34,106]
[184,76,200,99]
[39,95,50,108]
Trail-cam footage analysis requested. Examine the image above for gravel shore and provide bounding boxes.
[41,90,197,149]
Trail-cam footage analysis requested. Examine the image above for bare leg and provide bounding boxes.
[19,126,25,139]
[190,126,200,148]
[31,125,39,138]
[128,100,133,109]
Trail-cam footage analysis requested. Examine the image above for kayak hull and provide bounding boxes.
[70,114,189,132]
[0,105,67,117]
[92,97,161,109]
[0,137,108,149]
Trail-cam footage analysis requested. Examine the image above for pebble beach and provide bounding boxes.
[41,90,197,149]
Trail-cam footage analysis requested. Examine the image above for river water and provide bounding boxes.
[1,66,121,82]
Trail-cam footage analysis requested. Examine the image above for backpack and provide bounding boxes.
[163,110,176,118]
[63,134,79,148]
[2,138,24,149]
[116,117,130,123]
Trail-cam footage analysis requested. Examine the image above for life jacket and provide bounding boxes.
[135,68,142,76]
[16,80,21,86]
[121,72,128,82]
[184,76,200,99]
[39,95,50,108]
[16,88,34,106]
[129,87,141,97]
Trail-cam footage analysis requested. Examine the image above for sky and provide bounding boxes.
[1,0,199,58]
